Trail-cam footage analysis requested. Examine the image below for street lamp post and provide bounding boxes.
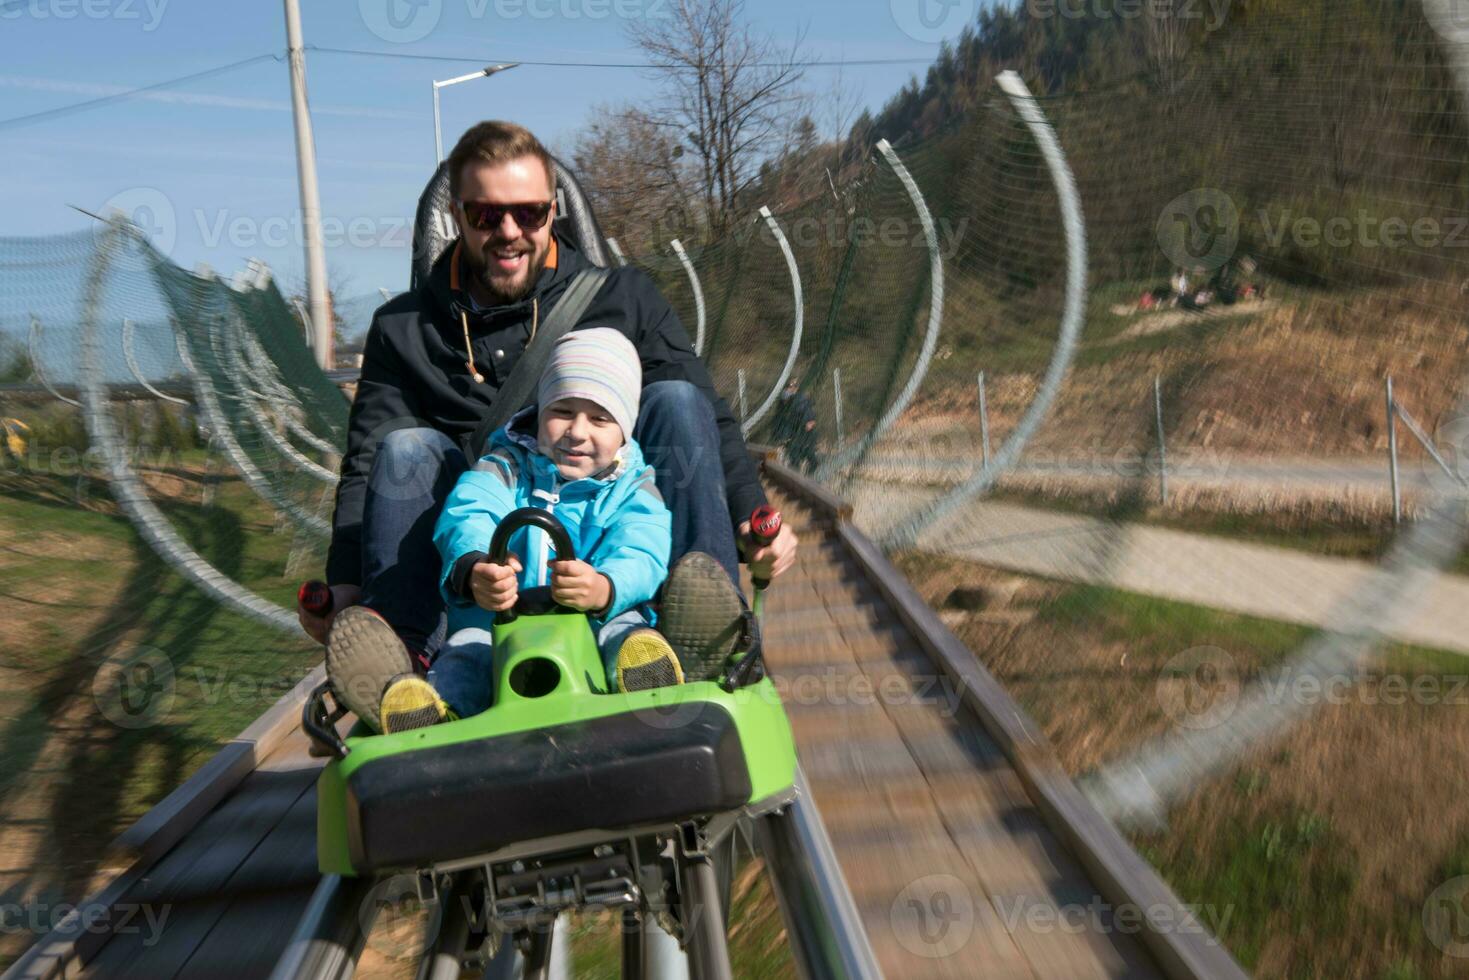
[433,63,519,164]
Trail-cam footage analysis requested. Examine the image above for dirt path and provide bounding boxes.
[850,483,1469,654]
[1107,298,1277,342]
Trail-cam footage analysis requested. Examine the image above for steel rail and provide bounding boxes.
[27,316,80,407]
[882,70,1087,549]
[741,207,804,437]
[239,331,342,456]
[815,137,943,482]
[121,317,189,405]
[669,238,707,356]
[754,767,883,980]
[76,220,300,634]
[217,314,337,483]
[173,317,331,537]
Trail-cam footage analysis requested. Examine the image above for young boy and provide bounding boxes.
[325,329,684,733]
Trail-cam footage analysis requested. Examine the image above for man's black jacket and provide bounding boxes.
[325,233,765,587]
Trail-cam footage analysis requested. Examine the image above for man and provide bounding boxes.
[773,379,819,474]
[299,121,797,705]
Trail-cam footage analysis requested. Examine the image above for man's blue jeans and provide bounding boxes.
[356,380,740,656]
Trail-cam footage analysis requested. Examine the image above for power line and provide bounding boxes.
[0,53,282,131]
[306,44,939,70]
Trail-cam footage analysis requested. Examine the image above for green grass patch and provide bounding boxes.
[1136,806,1357,976]
[1044,581,1316,665]
[0,462,320,897]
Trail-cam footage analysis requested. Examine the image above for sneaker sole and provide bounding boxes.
[381,675,451,733]
[659,553,744,683]
[325,606,413,732]
[618,629,684,692]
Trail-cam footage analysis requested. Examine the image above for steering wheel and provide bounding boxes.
[487,507,578,624]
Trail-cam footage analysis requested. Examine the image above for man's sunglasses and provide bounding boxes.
[455,199,554,232]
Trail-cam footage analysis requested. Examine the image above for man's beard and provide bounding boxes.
[465,239,549,305]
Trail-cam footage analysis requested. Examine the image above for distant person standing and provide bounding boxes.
[1170,268,1189,307]
[773,379,819,474]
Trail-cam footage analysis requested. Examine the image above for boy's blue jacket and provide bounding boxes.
[434,406,672,634]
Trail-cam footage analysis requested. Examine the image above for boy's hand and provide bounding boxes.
[550,559,611,613]
[471,555,522,612]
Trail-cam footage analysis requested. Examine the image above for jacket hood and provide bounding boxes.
[426,230,592,328]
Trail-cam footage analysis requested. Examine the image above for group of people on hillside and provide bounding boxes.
[1138,256,1263,313]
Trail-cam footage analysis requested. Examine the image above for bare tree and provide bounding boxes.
[627,0,807,235]
[572,105,698,255]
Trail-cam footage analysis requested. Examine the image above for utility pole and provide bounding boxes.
[283,0,333,370]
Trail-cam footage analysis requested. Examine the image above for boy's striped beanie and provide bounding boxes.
[537,327,643,442]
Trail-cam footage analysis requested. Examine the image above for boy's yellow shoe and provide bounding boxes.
[380,675,455,733]
[617,629,684,692]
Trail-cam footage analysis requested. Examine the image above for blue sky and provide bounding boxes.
[0,0,976,309]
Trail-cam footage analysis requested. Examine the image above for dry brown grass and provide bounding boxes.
[895,544,1469,979]
[1157,690,1469,979]
[990,472,1414,526]
[900,285,1469,463]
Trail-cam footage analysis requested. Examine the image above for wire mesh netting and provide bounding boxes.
[0,227,346,958]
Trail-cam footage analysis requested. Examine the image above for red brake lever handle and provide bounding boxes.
[298,580,334,618]
[749,505,782,591]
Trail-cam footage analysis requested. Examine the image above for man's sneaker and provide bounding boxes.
[325,606,413,732]
[380,675,455,733]
[617,629,684,692]
[658,552,751,682]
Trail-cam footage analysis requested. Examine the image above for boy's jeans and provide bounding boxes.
[429,610,651,718]
[356,379,740,658]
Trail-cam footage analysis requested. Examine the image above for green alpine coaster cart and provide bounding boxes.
[305,506,798,978]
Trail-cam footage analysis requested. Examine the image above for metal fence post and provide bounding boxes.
[977,371,991,469]
[1154,375,1168,506]
[737,369,747,421]
[1386,375,1401,525]
[833,368,844,448]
